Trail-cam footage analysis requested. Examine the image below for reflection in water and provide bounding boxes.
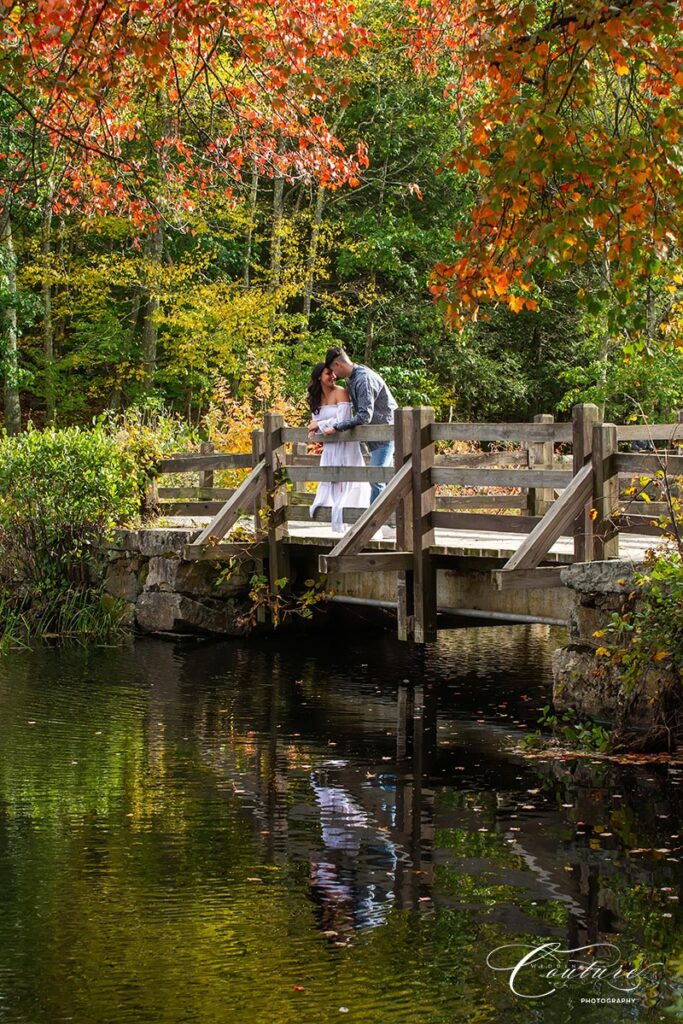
[0,624,681,1023]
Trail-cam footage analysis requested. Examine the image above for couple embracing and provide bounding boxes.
[306,346,397,538]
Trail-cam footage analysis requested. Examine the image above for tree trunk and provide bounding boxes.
[42,190,55,422]
[269,166,284,291]
[0,209,21,434]
[141,223,163,391]
[244,163,259,288]
[363,279,376,365]
[302,185,326,328]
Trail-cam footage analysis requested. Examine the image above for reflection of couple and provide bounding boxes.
[307,346,397,536]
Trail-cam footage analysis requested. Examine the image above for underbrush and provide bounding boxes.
[0,407,193,649]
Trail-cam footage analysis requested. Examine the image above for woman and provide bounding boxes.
[307,362,371,534]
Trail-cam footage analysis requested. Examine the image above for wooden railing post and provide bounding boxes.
[200,440,215,490]
[395,408,414,641]
[572,402,601,561]
[293,441,308,494]
[528,414,554,516]
[592,422,619,560]
[264,413,290,602]
[411,407,437,643]
[251,429,265,537]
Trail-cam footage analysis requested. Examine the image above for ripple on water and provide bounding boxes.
[0,627,681,1023]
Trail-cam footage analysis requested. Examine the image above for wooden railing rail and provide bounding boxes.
[430,422,573,442]
[155,407,683,629]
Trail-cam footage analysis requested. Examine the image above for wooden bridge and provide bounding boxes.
[152,404,682,642]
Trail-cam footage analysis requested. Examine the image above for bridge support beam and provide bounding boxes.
[264,412,290,610]
[395,408,414,641]
[572,403,601,561]
[411,407,437,643]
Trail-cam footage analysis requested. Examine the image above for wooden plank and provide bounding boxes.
[573,399,598,561]
[286,466,395,483]
[158,453,253,472]
[251,428,267,624]
[430,510,545,534]
[395,408,414,641]
[159,501,225,516]
[412,407,437,643]
[502,462,593,571]
[264,412,290,600]
[187,461,266,546]
[617,424,683,441]
[616,501,670,515]
[493,567,564,590]
[286,453,320,466]
[434,494,527,509]
[431,422,573,443]
[157,487,235,499]
[527,414,555,516]
[431,468,572,488]
[610,516,665,536]
[593,424,619,560]
[200,441,215,489]
[319,552,413,573]
[282,425,394,443]
[183,542,268,562]
[318,460,412,568]
[434,450,529,468]
[614,453,683,475]
[285,505,367,524]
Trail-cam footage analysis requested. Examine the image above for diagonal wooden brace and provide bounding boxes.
[188,460,266,547]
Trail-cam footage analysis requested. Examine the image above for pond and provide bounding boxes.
[0,620,681,1023]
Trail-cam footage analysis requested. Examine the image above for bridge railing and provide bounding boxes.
[150,404,683,639]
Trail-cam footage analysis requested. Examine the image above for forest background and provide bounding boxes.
[1,0,682,438]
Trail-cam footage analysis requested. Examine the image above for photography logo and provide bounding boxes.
[485,942,664,1003]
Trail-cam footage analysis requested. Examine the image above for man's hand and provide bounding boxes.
[321,424,337,436]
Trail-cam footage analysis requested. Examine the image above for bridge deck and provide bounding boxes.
[164,515,660,563]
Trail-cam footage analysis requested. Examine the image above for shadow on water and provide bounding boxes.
[0,621,681,1023]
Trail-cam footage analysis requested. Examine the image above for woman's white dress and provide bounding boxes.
[309,402,371,533]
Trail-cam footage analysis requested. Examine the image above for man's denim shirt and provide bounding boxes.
[334,364,397,450]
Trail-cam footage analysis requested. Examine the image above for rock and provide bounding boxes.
[145,555,181,591]
[553,644,680,732]
[144,556,251,597]
[569,603,613,642]
[135,591,248,635]
[552,645,621,721]
[560,560,644,595]
[111,528,199,557]
[104,557,143,602]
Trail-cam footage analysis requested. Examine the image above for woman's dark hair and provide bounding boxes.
[307,362,326,414]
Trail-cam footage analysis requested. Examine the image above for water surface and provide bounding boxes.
[0,623,681,1023]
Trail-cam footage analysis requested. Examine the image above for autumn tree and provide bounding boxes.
[0,0,370,422]
[407,0,682,347]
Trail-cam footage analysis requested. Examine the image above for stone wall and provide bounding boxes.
[553,559,681,739]
[104,529,253,637]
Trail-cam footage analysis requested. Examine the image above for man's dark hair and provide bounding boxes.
[324,345,347,369]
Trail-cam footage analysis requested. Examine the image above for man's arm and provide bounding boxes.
[332,372,375,432]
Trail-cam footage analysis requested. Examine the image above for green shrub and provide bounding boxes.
[602,548,683,689]
[0,425,139,645]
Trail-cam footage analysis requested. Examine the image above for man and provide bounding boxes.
[319,347,397,536]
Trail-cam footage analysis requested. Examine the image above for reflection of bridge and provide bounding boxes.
[154,404,681,642]
[170,637,668,948]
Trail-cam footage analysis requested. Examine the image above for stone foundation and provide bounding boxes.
[553,560,681,739]
[104,529,253,636]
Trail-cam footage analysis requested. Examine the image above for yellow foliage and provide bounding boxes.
[202,355,301,486]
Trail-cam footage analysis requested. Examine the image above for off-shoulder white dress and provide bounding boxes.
[309,402,371,533]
